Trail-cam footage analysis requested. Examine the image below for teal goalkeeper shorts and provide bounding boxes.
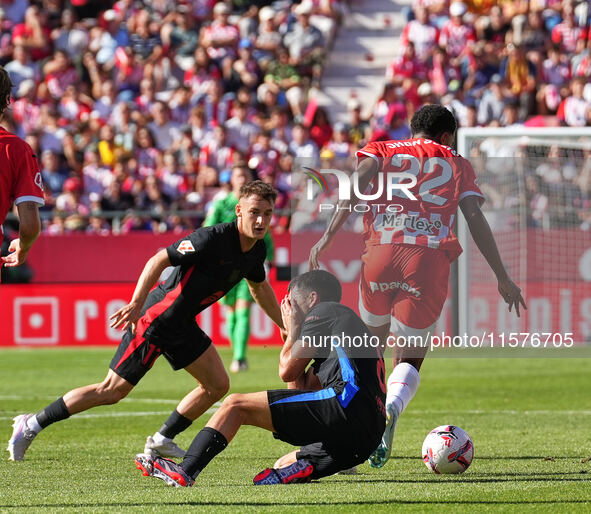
[220,279,253,306]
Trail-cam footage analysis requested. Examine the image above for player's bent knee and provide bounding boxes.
[208,375,230,401]
[95,382,132,405]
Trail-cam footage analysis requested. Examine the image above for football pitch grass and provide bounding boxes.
[1,347,590,512]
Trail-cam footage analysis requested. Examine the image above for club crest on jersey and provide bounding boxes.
[177,240,195,254]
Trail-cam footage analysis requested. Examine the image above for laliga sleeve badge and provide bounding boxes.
[177,240,195,254]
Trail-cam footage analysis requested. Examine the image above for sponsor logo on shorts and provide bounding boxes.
[379,213,442,235]
[177,240,195,254]
[369,281,421,297]
[200,290,224,305]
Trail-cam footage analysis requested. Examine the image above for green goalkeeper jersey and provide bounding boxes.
[203,192,274,262]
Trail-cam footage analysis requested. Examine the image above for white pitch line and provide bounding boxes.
[0,395,222,406]
[405,409,591,415]
[0,405,222,422]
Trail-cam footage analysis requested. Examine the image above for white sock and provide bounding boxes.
[153,432,172,444]
[386,362,420,418]
[26,415,42,434]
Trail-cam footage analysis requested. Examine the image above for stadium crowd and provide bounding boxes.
[2,0,591,237]
[1,0,348,235]
[293,0,591,232]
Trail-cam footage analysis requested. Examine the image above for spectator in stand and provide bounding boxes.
[551,2,588,55]
[325,122,351,163]
[429,45,460,96]
[478,5,510,46]
[537,45,571,114]
[98,124,118,167]
[135,77,158,115]
[387,42,427,86]
[189,105,212,146]
[55,177,89,218]
[43,50,79,100]
[4,45,37,91]
[225,101,260,154]
[51,9,89,60]
[501,98,522,127]
[40,150,67,199]
[254,6,281,66]
[200,79,233,127]
[261,46,304,118]
[169,85,193,124]
[267,106,291,149]
[135,126,160,178]
[308,106,333,149]
[283,2,325,84]
[199,124,234,175]
[519,9,548,54]
[500,43,536,121]
[101,179,134,213]
[12,5,51,62]
[438,2,476,64]
[161,7,200,72]
[200,2,239,67]
[185,46,221,101]
[289,123,319,166]
[400,4,440,62]
[93,79,118,120]
[148,101,183,151]
[11,79,39,137]
[557,77,591,127]
[38,104,66,153]
[249,131,280,173]
[128,9,163,81]
[347,98,370,148]
[226,38,261,93]
[82,149,112,196]
[477,73,506,125]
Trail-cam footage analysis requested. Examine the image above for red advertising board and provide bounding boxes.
[1,279,589,346]
[0,280,288,347]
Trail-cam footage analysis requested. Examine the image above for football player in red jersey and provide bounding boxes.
[309,105,526,468]
[0,66,44,272]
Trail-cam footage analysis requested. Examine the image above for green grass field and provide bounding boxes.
[1,347,590,512]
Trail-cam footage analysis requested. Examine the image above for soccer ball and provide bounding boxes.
[422,425,474,474]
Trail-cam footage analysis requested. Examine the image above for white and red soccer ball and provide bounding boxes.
[422,425,474,474]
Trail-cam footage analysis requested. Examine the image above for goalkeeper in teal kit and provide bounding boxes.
[204,164,274,372]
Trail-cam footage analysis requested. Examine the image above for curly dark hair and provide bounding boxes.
[0,66,13,116]
[288,270,342,303]
[410,104,457,140]
[239,179,277,204]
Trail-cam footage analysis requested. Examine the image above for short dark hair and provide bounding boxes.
[288,270,342,303]
[239,179,277,203]
[0,66,13,116]
[410,104,457,139]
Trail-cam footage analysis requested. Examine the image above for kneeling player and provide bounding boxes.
[134,270,386,486]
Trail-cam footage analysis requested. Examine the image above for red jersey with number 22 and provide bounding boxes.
[356,138,483,261]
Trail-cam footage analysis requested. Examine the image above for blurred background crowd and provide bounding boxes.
[1,0,591,236]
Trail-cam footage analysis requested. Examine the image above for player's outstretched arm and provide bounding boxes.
[460,196,527,317]
[308,157,378,269]
[1,202,41,267]
[109,249,171,332]
[247,278,284,329]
